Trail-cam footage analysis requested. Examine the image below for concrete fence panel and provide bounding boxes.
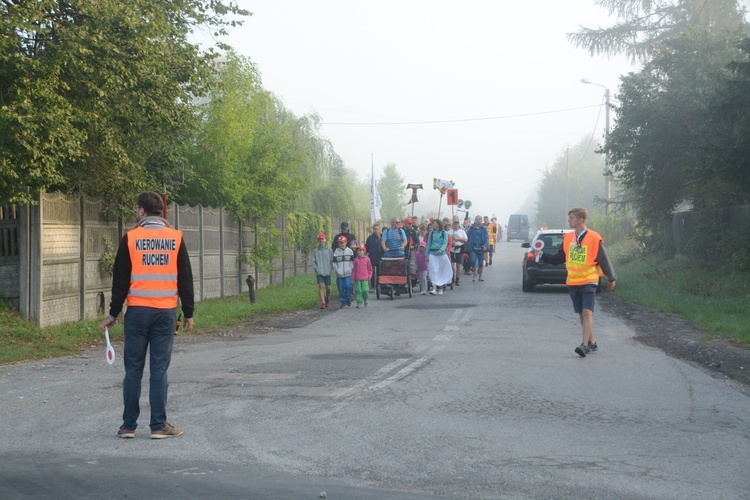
[6,191,368,326]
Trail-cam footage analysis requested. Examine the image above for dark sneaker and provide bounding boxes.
[325,298,330,306]
[588,342,598,353]
[347,299,352,307]
[478,277,484,282]
[340,302,345,309]
[151,423,183,439]
[455,280,460,286]
[117,428,136,439]
[575,343,590,357]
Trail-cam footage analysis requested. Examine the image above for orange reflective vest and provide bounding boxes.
[563,229,603,286]
[126,225,182,309]
[488,223,498,242]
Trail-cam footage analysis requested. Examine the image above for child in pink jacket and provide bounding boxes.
[352,245,373,307]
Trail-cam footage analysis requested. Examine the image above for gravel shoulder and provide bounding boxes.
[598,293,750,395]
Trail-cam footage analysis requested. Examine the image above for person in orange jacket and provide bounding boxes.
[534,207,616,357]
[99,191,194,439]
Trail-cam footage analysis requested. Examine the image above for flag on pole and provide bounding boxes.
[370,155,382,224]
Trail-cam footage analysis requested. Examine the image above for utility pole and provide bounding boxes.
[581,79,611,214]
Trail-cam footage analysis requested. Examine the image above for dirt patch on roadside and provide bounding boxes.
[599,293,750,395]
[177,308,330,343]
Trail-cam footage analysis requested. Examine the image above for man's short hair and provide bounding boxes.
[340,221,349,229]
[137,191,164,216]
[568,207,588,220]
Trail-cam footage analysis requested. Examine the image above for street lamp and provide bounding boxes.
[581,78,611,214]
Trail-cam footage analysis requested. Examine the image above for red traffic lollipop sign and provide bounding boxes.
[532,239,544,262]
[105,328,115,365]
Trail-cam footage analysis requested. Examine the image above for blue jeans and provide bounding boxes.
[337,275,352,304]
[470,249,485,269]
[122,306,176,431]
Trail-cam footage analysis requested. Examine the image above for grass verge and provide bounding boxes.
[613,253,750,344]
[0,274,324,364]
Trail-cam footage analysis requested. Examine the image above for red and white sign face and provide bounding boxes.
[105,329,115,365]
[446,189,459,205]
[532,239,544,262]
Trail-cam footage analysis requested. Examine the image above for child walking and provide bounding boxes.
[415,241,429,295]
[332,235,354,308]
[312,232,333,309]
[352,245,373,307]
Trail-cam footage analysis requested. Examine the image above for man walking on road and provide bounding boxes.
[534,207,616,357]
[364,223,382,290]
[99,191,194,439]
[467,215,489,282]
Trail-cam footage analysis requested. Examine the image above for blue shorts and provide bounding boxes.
[569,284,598,313]
[316,275,331,286]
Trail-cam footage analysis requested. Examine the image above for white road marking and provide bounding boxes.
[434,334,454,341]
[368,346,445,391]
[374,358,411,378]
[447,309,464,323]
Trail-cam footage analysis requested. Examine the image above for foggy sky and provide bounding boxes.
[209,0,635,222]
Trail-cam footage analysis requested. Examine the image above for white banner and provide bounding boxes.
[371,173,382,224]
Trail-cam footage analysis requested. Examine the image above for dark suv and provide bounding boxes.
[521,230,602,292]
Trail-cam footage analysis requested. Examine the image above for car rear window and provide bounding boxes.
[536,234,565,249]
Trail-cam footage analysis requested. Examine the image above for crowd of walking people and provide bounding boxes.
[312,214,502,308]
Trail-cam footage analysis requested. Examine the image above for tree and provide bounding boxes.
[567,1,750,234]
[377,163,406,221]
[700,36,750,205]
[569,0,746,62]
[181,54,318,220]
[0,0,249,206]
[603,29,748,229]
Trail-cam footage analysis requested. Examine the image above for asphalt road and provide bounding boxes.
[2,242,749,499]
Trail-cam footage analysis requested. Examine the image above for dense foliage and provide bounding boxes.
[0,0,248,205]
[570,0,745,62]
[605,29,750,230]
[571,0,750,240]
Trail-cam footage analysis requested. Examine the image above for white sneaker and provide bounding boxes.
[437,289,443,295]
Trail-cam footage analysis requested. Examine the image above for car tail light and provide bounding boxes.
[526,252,535,260]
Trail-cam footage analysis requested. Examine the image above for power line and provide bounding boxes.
[322,104,603,126]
